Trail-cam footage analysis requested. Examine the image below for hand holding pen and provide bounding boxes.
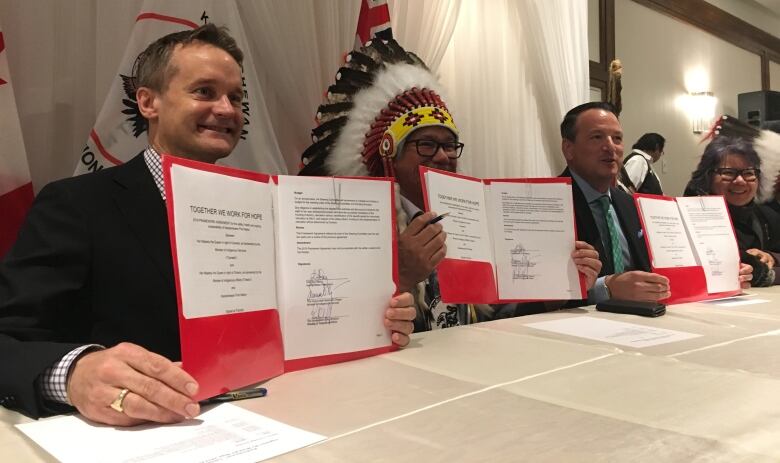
[397,211,448,293]
[428,212,450,224]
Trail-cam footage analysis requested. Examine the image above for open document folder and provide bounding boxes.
[634,194,741,304]
[419,166,586,304]
[163,155,398,401]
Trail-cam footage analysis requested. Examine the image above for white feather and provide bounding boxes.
[755,129,780,202]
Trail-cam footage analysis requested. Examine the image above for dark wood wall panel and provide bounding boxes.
[589,0,614,100]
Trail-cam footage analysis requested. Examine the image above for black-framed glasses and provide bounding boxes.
[712,167,760,182]
[407,139,464,159]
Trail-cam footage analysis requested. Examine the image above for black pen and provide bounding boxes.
[428,212,450,225]
[202,387,268,404]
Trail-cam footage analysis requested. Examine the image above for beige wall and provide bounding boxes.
[704,0,780,40]
[615,0,762,196]
[772,61,780,91]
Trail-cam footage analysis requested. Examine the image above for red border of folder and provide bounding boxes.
[419,166,586,304]
[163,155,398,400]
[633,193,741,305]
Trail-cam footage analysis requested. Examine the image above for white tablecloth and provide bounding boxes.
[4,288,780,462]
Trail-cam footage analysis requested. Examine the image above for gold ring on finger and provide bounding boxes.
[109,388,130,413]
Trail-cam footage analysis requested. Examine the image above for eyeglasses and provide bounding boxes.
[406,139,464,159]
[712,167,760,182]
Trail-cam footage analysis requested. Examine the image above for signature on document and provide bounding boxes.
[510,243,540,281]
[305,269,349,324]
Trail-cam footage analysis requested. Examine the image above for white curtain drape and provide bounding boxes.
[437,0,588,179]
[389,0,462,72]
[0,0,588,191]
[238,0,359,172]
[512,0,589,175]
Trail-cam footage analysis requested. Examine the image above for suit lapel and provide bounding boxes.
[110,154,174,286]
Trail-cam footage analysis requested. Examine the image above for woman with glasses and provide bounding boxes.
[684,136,780,286]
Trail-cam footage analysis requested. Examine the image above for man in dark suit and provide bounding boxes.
[0,24,415,426]
[559,102,671,303]
[561,103,754,304]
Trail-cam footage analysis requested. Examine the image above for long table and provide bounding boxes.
[4,287,780,462]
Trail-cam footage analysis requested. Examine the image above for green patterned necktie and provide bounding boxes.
[597,195,624,274]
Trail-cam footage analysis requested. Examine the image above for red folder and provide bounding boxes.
[164,156,398,399]
[419,167,586,304]
[164,155,284,401]
[634,193,741,305]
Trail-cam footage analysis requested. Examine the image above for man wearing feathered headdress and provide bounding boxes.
[300,39,602,330]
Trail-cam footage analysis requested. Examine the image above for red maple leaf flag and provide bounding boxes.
[354,0,393,49]
[0,25,34,258]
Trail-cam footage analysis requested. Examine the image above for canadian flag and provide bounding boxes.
[0,25,33,258]
[74,0,286,177]
[354,0,393,49]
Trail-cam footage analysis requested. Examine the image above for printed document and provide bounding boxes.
[16,404,325,463]
[525,316,701,348]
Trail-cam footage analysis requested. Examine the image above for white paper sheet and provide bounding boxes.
[676,196,741,293]
[705,297,771,307]
[636,197,698,268]
[169,164,277,319]
[424,170,493,263]
[15,404,325,463]
[274,176,394,360]
[524,316,701,348]
[487,180,581,300]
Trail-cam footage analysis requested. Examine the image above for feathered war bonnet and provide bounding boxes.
[704,115,780,202]
[299,39,458,177]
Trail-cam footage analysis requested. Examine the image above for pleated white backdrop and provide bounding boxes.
[0,0,588,192]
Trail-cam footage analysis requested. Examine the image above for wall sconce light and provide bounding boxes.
[688,91,717,134]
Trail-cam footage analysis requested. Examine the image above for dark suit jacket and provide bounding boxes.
[560,168,650,277]
[765,199,780,217]
[0,154,179,418]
